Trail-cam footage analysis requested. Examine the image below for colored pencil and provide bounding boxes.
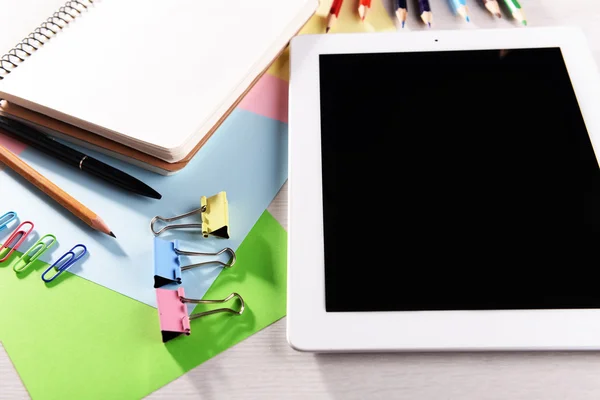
[449,0,470,22]
[419,0,433,27]
[358,0,371,21]
[482,0,502,18]
[0,143,116,238]
[326,0,344,33]
[395,0,408,28]
[502,0,527,25]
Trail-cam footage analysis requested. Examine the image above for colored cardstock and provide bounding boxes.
[0,210,287,400]
[0,109,288,310]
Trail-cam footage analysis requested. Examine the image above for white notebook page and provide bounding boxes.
[0,0,69,54]
[0,0,315,160]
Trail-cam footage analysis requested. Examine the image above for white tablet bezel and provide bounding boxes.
[287,27,600,352]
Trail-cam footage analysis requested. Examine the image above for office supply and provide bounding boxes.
[449,0,470,22]
[395,0,408,28]
[156,287,245,343]
[13,233,57,273]
[482,0,502,18]
[358,0,371,21]
[326,0,344,33]
[0,143,115,238]
[0,210,287,399]
[0,0,69,57]
[41,244,87,283]
[0,221,34,262]
[151,191,230,239]
[154,237,235,288]
[0,116,162,199]
[0,211,17,232]
[0,101,288,309]
[419,0,433,27]
[502,0,527,25]
[0,100,191,176]
[0,0,318,166]
[288,27,600,352]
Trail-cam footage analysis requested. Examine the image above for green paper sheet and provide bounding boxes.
[0,210,287,400]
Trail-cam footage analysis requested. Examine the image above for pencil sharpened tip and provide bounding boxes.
[522,20,528,26]
[402,21,405,28]
[495,13,502,18]
[466,16,470,22]
[109,231,116,238]
[427,22,431,28]
[326,27,330,33]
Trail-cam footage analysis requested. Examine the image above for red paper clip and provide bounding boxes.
[0,221,34,262]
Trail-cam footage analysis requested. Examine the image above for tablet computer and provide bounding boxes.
[287,27,600,352]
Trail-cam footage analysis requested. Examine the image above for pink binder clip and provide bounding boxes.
[0,221,34,263]
[155,287,244,343]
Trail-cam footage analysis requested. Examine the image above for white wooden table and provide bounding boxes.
[4,1,600,398]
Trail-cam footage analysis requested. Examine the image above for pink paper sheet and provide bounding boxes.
[238,73,289,123]
[0,132,27,155]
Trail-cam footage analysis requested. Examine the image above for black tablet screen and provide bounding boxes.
[319,48,600,312]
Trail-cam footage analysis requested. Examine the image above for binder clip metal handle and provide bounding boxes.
[182,292,245,320]
[150,206,205,236]
[176,246,236,270]
[150,192,230,239]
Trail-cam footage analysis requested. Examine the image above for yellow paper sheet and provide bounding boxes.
[268,0,397,81]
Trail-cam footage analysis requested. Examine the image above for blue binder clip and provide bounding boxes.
[0,211,17,232]
[153,237,235,288]
[42,244,87,283]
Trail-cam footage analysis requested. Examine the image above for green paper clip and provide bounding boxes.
[14,234,57,273]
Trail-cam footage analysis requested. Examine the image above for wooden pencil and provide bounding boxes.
[418,0,433,27]
[0,143,116,238]
[502,0,527,25]
[358,0,371,21]
[326,0,344,33]
[449,0,470,22]
[482,0,502,18]
[395,0,408,28]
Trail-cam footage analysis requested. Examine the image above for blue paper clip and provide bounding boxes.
[42,244,87,283]
[153,237,235,288]
[14,234,57,273]
[0,211,17,232]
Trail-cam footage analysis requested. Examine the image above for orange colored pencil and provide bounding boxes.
[326,0,344,33]
[0,143,116,238]
[358,0,371,21]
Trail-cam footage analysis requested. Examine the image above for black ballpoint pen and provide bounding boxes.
[0,116,162,200]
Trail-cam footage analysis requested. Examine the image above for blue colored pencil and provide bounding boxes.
[418,0,433,27]
[395,0,408,28]
[449,0,470,22]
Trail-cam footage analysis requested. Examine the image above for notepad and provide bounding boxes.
[0,0,317,164]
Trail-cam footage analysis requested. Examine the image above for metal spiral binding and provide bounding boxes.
[0,0,94,80]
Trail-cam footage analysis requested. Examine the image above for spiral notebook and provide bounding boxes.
[0,0,317,170]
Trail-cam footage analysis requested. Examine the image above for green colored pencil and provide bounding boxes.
[502,0,527,25]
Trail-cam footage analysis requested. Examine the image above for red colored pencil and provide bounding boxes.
[358,0,371,21]
[326,0,344,33]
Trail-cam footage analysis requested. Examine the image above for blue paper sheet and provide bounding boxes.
[0,109,288,310]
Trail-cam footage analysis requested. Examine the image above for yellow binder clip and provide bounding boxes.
[150,191,230,239]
